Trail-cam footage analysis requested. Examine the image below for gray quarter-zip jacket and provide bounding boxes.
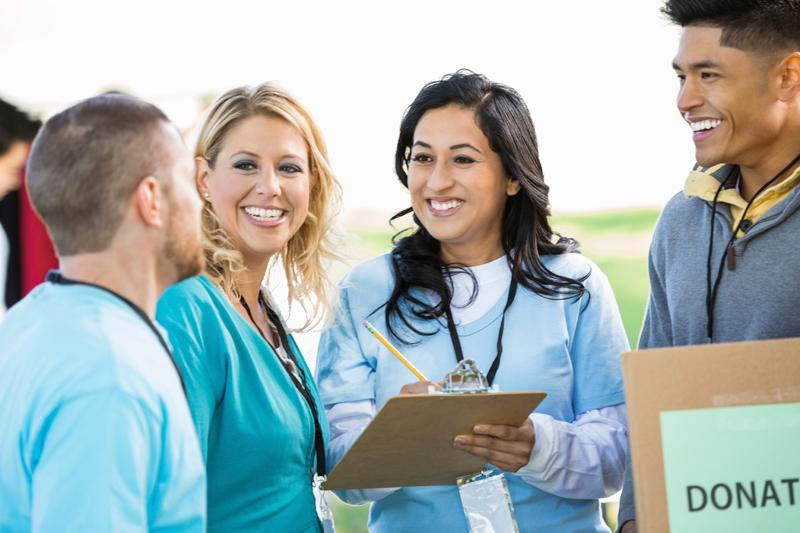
[618,163,800,528]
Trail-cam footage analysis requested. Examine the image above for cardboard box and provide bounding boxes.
[623,338,800,532]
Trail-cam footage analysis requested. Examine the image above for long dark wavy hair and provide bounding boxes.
[384,70,588,342]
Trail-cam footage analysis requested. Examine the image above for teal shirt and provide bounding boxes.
[157,274,328,532]
[0,281,206,532]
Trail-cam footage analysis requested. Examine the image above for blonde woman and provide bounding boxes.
[156,83,341,532]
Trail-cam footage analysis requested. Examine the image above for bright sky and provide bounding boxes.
[2,0,694,217]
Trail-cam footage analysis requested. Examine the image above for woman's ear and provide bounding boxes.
[196,156,211,199]
[506,177,522,196]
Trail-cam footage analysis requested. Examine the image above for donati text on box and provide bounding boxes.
[687,478,799,512]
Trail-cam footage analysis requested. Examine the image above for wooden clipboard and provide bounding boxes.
[323,391,546,490]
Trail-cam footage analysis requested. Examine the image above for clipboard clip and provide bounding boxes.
[442,359,490,394]
[456,468,495,487]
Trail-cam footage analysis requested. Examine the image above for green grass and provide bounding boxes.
[591,256,650,349]
[330,497,369,533]
[552,208,661,237]
[550,208,658,348]
[331,497,619,532]
[351,229,399,254]
[335,208,659,531]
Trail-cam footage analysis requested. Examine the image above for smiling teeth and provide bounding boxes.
[430,200,464,210]
[691,119,722,132]
[244,207,283,220]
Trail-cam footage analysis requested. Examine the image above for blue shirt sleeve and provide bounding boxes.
[315,285,376,406]
[30,390,161,532]
[568,265,629,414]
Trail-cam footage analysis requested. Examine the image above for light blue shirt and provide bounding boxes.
[0,281,206,532]
[316,253,628,533]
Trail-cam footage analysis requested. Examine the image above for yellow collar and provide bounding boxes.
[684,164,800,207]
[684,163,800,237]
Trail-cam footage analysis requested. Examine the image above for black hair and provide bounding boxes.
[662,0,800,53]
[384,70,587,342]
[0,98,41,156]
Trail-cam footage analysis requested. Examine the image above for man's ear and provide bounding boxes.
[196,156,210,198]
[777,51,800,102]
[506,177,522,196]
[134,176,164,228]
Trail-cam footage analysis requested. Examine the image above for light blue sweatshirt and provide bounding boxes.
[317,252,628,533]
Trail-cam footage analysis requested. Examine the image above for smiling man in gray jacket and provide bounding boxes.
[618,0,800,531]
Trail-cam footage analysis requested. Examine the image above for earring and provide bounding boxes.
[203,192,210,200]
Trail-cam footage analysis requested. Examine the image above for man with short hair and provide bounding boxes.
[0,94,207,531]
[619,1,800,530]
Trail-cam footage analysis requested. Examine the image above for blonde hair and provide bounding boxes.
[194,82,342,331]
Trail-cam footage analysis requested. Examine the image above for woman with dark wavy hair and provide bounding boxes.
[317,71,629,532]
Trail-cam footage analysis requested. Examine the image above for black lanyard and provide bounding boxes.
[705,153,800,340]
[239,293,326,478]
[443,278,518,386]
[45,270,186,393]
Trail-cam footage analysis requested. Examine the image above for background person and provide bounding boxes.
[0,98,56,318]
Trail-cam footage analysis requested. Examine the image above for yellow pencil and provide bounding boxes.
[362,320,428,382]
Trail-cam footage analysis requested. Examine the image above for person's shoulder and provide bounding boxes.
[0,283,119,350]
[646,190,705,255]
[658,161,729,225]
[334,254,396,315]
[0,288,161,397]
[0,283,47,329]
[159,274,217,307]
[0,287,62,361]
[660,189,699,220]
[541,251,598,281]
[341,253,395,292]
[538,252,618,301]
[157,275,222,323]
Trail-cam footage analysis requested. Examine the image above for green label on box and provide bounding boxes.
[660,402,800,532]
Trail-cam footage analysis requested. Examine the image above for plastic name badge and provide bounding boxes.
[449,361,519,533]
[457,470,519,533]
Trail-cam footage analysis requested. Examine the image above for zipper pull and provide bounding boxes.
[726,243,736,271]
